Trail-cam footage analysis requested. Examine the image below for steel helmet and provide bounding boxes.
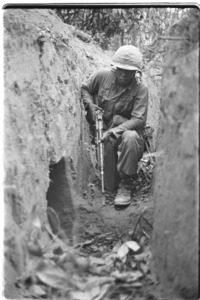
[112,45,142,71]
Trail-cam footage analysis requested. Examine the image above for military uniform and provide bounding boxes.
[81,67,149,191]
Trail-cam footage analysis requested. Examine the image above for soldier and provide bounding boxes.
[81,45,149,206]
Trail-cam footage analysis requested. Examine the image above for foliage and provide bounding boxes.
[15,203,153,300]
[55,7,184,58]
[56,8,142,37]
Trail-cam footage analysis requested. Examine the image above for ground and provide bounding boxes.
[7,152,168,300]
[70,159,164,300]
[75,176,154,246]
[4,7,199,300]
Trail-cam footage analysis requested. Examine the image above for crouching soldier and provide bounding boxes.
[81,45,149,206]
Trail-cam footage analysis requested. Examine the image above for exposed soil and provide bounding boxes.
[75,181,154,245]
[67,157,166,300]
[5,152,167,300]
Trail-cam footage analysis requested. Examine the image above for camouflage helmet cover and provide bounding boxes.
[112,45,142,71]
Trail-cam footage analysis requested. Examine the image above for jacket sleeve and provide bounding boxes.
[81,69,107,108]
[111,85,149,137]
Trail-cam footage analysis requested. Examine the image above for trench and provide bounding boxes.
[4,7,199,300]
[46,154,155,246]
[44,150,158,298]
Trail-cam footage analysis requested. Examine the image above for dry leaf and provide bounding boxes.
[131,282,143,287]
[130,260,137,268]
[130,270,143,281]
[140,262,149,274]
[30,204,42,229]
[27,241,43,257]
[71,274,89,291]
[125,241,140,252]
[90,245,99,252]
[117,243,129,259]
[89,256,105,265]
[111,270,143,282]
[120,295,129,300]
[134,251,150,261]
[32,216,42,229]
[112,240,122,253]
[35,261,69,290]
[82,239,94,247]
[70,290,92,300]
[31,284,47,296]
[85,276,114,289]
[90,285,101,298]
[105,253,116,267]
[75,256,90,270]
[94,283,110,300]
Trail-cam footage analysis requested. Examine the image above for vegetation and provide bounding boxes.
[55,7,184,60]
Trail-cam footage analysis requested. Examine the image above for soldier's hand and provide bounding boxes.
[101,130,116,143]
[88,103,102,123]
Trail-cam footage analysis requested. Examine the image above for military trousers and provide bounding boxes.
[104,130,144,191]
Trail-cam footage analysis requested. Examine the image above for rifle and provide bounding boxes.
[95,109,105,206]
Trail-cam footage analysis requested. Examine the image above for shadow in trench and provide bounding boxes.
[46,157,75,244]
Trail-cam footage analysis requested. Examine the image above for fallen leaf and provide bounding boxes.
[70,290,92,300]
[116,282,142,289]
[112,240,122,253]
[134,251,151,261]
[94,283,110,300]
[82,239,94,247]
[119,294,129,300]
[89,256,105,266]
[98,246,105,252]
[140,262,149,274]
[128,229,134,236]
[35,261,69,290]
[130,270,143,281]
[32,216,42,229]
[30,204,42,229]
[131,282,143,287]
[27,241,43,257]
[117,243,129,259]
[111,270,143,282]
[71,274,89,290]
[125,241,140,252]
[90,245,99,252]
[105,253,116,266]
[130,260,137,268]
[90,285,101,298]
[75,256,90,270]
[31,284,47,296]
[139,236,146,246]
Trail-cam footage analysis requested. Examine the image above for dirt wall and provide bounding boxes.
[3,8,113,285]
[4,9,161,296]
[152,8,199,299]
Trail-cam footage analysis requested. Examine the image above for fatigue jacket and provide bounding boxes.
[81,68,149,138]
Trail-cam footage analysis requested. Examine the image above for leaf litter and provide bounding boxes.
[14,151,158,299]
[15,217,154,300]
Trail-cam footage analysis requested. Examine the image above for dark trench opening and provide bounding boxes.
[46,157,75,243]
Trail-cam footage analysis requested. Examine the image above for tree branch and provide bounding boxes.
[158,36,186,40]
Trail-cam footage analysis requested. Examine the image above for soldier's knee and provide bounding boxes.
[122,130,138,143]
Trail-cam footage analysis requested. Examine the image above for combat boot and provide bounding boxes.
[114,173,137,206]
[114,185,131,206]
